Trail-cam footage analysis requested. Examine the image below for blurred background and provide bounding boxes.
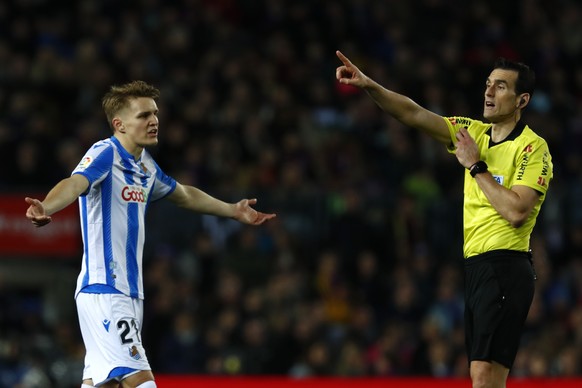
[0,0,581,387]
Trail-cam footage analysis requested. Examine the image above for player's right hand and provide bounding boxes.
[335,50,369,88]
[232,198,276,226]
[25,197,52,227]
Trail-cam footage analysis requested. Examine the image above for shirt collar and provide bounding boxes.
[486,120,526,147]
[110,136,142,163]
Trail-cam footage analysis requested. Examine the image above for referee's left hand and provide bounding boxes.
[455,127,480,169]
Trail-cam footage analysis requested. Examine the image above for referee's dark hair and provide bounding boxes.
[493,57,536,98]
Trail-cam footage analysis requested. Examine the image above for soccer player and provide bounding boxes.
[25,80,276,388]
[335,51,552,387]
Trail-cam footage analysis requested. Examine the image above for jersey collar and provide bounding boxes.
[110,136,142,163]
[487,120,526,147]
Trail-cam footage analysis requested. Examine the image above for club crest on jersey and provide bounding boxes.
[77,156,93,170]
[129,345,142,360]
[121,185,148,203]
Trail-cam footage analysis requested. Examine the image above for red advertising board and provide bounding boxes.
[0,194,80,257]
[153,377,582,388]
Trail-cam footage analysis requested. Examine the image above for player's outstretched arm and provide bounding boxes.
[25,174,90,227]
[168,183,276,225]
[336,50,450,144]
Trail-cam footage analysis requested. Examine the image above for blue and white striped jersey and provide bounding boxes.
[72,136,176,299]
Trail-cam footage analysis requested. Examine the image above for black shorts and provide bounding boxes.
[464,250,535,369]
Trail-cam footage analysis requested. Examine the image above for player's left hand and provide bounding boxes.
[233,198,276,225]
[454,127,481,169]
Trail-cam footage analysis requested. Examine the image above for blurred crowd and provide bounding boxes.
[1,0,582,386]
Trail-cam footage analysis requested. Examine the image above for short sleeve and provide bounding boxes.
[443,116,477,153]
[72,142,114,191]
[149,160,177,202]
[511,139,552,195]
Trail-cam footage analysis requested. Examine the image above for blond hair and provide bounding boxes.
[102,80,160,130]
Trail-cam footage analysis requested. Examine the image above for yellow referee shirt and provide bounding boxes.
[444,117,553,258]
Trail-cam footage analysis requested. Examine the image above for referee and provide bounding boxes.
[336,51,553,388]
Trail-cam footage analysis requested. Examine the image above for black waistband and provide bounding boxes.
[465,249,530,266]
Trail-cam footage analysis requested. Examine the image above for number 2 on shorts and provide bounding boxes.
[117,319,141,344]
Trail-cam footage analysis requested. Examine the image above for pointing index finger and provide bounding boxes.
[336,50,352,67]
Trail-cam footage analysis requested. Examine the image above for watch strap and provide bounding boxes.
[469,161,488,177]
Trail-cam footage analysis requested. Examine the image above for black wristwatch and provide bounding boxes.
[469,161,488,177]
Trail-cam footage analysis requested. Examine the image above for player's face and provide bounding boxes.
[483,69,521,123]
[119,97,159,149]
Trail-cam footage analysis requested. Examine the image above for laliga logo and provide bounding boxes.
[121,185,147,203]
[77,156,92,170]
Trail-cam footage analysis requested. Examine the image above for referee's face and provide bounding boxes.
[117,97,160,152]
[483,69,520,123]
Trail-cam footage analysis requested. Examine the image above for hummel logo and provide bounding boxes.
[102,319,111,332]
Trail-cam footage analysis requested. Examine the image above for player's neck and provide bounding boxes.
[114,135,144,160]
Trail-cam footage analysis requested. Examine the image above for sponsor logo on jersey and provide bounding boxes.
[102,319,111,332]
[541,151,550,178]
[516,153,529,181]
[448,117,471,127]
[121,185,148,203]
[77,156,93,170]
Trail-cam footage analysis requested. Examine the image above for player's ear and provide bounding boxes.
[112,118,125,133]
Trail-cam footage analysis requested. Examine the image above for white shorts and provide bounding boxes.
[76,292,151,386]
